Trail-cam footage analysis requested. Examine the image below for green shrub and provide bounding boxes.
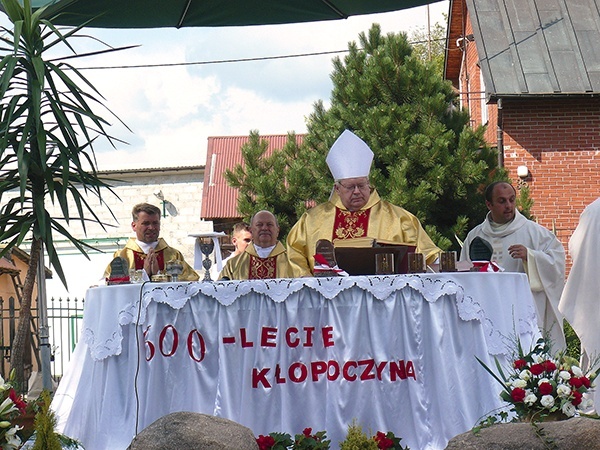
[338,423,377,450]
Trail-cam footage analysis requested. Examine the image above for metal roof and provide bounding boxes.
[98,165,204,176]
[465,0,600,99]
[201,134,305,220]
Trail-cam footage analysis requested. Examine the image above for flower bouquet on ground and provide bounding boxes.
[0,371,29,449]
[477,336,599,422]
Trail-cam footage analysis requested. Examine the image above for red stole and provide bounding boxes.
[332,207,371,240]
[133,250,165,271]
[248,255,277,279]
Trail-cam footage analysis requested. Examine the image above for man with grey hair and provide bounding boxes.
[286,130,440,275]
[219,210,305,280]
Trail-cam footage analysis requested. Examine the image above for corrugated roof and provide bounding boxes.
[201,134,305,219]
[463,0,600,99]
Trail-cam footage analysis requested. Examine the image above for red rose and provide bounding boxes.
[514,359,527,370]
[303,427,313,437]
[511,387,526,402]
[572,390,583,406]
[530,363,544,375]
[539,382,553,396]
[378,437,394,449]
[374,432,394,450]
[543,360,557,372]
[256,435,275,450]
[570,377,583,389]
[581,376,591,388]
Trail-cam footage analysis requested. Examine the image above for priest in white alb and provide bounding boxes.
[559,197,600,412]
[460,181,566,350]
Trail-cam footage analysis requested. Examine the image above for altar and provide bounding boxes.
[51,273,540,450]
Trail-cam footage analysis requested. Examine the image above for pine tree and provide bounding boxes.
[223,131,314,239]
[226,24,507,249]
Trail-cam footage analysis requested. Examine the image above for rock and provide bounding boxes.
[127,412,259,450]
[445,417,600,450]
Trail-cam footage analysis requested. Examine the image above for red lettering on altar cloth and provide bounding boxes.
[251,359,417,389]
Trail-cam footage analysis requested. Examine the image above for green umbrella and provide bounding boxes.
[28,0,437,28]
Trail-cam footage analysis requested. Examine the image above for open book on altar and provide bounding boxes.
[332,238,416,275]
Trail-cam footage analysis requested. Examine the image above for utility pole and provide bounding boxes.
[37,244,53,392]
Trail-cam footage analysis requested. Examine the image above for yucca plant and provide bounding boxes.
[0,0,129,389]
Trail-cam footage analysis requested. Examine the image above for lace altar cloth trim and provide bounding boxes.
[82,274,538,360]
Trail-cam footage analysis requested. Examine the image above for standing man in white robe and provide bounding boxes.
[559,198,600,411]
[460,181,566,350]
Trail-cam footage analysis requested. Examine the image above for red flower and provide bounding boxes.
[581,376,591,388]
[303,427,313,437]
[256,434,275,450]
[511,387,526,402]
[8,389,27,414]
[374,431,394,449]
[539,382,553,396]
[542,360,557,372]
[530,363,544,375]
[514,359,527,370]
[569,377,584,389]
[572,390,583,406]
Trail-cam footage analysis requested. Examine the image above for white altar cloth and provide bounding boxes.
[52,273,539,450]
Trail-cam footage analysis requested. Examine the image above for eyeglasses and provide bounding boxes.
[242,238,252,242]
[337,182,371,192]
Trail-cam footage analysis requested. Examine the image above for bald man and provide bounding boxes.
[219,210,306,280]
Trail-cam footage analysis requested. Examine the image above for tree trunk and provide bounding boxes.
[10,237,41,392]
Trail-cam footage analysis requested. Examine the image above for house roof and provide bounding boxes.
[200,134,305,220]
[444,0,467,85]
[98,165,204,177]
[448,0,600,99]
[0,257,19,275]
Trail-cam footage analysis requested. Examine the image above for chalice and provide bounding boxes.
[199,238,215,281]
[165,259,184,282]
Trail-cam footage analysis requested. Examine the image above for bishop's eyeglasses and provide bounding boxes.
[336,181,371,192]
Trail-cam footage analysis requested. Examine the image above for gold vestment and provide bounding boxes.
[286,190,440,274]
[219,241,303,280]
[104,237,199,281]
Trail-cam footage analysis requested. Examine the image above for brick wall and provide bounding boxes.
[501,98,600,253]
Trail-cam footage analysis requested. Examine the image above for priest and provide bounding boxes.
[219,210,305,280]
[104,202,199,281]
[559,197,600,412]
[460,181,566,349]
[286,130,440,275]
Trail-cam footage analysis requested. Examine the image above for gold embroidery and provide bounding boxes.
[333,208,370,240]
[249,255,277,279]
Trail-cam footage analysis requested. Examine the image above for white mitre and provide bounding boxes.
[326,130,374,180]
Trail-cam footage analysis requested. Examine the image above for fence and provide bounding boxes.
[0,295,84,388]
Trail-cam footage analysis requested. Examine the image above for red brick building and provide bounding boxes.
[445,0,600,263]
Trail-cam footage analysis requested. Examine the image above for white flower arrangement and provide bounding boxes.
[478,337,598,421]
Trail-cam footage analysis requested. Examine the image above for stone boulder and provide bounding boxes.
[127,412,258,450]
[445,417,600,450]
